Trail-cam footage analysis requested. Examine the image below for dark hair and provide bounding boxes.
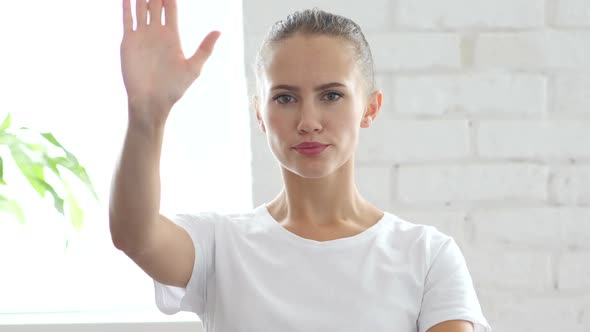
[253,8,376,97]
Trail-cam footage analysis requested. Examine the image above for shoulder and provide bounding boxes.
[170,206,262,231]
[385,212,453,248]
[381,212,456,266]
[172,206,257,222]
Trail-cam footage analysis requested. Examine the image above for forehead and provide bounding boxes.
[261,34,359,88]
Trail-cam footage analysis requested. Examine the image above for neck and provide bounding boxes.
[266,158,378,228]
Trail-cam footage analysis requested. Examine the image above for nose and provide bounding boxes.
[296,102,323,134]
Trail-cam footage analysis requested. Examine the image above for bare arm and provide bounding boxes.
[109,111,164,252]
[426,320,474,332]
[108,0,220,288]
[109,112,195,287]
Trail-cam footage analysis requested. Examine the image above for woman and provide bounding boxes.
[110,1,492,331]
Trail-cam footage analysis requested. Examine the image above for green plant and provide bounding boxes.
[0,113,99,239]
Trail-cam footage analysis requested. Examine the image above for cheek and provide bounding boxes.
[265,110,293,134]
[266,110,282,127]
[331,111,359,130]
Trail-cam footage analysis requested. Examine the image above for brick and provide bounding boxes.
[366,33,461,71]
[476,31,590,69]
[554,74,590,114]
[584,300,590,328]
[357,120,470,163]
[374,73,394,114]
[561,208,590,250]
[243,0,392,34]
[354,165,392,209]
[463,245,553,291]
[471,207,590,250]
[478,122,590,159]
[394,0,544,29]
[554,0,590,27]
[394,74,546,115]
[397,163,548,204]
[478,289,588,332]
[552,166,590,206]
[558,251,590,290]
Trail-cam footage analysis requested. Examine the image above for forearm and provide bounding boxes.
[108,106,167,253]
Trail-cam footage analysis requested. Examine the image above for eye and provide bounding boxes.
[272,94,295,104]
[323,92,343,101]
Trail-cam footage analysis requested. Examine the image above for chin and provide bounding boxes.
[283,163,336,179]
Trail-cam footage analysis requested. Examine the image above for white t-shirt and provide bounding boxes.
[154,203,492,332]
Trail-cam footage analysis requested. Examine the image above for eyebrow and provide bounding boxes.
[270,82,347,92]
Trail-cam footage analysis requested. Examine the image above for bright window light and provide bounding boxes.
[0,0,251,324]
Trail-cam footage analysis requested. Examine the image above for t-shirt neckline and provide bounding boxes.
[256,202,390,249]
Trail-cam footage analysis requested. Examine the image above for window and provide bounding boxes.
[0,0,250,325]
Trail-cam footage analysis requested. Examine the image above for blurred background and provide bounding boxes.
[1,0,589,331]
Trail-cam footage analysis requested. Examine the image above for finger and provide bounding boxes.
[164,0,178,28]
[136,0,147,28]
[122,0,133,33]
[187,31,222,74]
[148,0,163,26]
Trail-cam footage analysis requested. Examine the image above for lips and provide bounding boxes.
[294,141,328,149]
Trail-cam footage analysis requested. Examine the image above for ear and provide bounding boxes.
[253,95,266,133]
[361,90,383,128]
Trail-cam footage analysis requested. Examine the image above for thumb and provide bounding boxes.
[187,30,221,75]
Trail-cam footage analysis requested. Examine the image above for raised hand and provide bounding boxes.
[120,0,221,126]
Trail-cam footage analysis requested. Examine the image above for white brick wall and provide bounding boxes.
[475,31,590,69]
[553,0,590,27]
[551,166,590,206]
[553,74,590,114]
[244,1,590,331]
[394,0,545,29]
[393,74,546,115]
[478,121,590,159]
[558,251,590,290]
[243,0,393,34]
[470,207,590,249]
[397,163,549,203]
[357,119,470,162]
[367,33,461,70]
[465,246,554,291]
[478,290,588,332]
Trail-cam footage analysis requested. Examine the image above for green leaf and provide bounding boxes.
[0,194,26,224]
[9,143,47,197]
[63,180,84,231]
[8,142,66,215]
[0,132,17,145]
[36,133,99,203]
[0,113,10,132]
[0,156,5,185]
[41,154,61,178]
[41,133,99,202]
[1,126,96,232]
[69,198,84,232]
[41,133,80,163]
[54,155,98,200]
[34,178,65,215]
[40,132,63,149]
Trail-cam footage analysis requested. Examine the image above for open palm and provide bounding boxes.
[120,0,220,124]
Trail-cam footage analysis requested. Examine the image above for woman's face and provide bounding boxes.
[255,33,380,179]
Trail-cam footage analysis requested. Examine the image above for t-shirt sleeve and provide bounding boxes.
[153,212,216,317]
[417,237,492,332]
